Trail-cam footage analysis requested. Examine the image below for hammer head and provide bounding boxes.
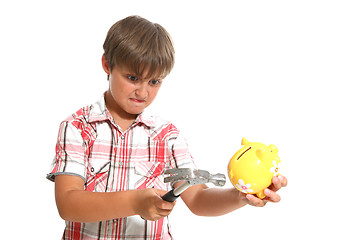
[164,168,226,187]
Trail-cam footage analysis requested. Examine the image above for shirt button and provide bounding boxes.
[91,167,94,172]
[121,135,125,140]
[113,219,118,223]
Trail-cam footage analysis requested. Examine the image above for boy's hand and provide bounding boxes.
[245,175,288,207]
[133,188,176,221]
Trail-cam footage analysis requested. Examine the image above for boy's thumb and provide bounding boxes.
[153,188,167,197]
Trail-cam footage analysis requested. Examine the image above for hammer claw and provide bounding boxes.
[162,167,226,200]
[162,168,197,202]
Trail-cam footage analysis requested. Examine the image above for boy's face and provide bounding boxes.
[105,61,164,119]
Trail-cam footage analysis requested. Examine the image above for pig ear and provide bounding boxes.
[256,148,266,160]
[242,137,249,146]
[268,144,278,154]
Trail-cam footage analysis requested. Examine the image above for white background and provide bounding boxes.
[1,0,359,239]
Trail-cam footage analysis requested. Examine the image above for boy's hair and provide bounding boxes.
[103,15,175,79]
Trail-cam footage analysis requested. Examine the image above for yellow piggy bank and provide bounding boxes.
[228,137,281,199]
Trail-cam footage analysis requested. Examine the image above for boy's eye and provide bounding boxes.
[149,79,162,86]
[127,75,138,81]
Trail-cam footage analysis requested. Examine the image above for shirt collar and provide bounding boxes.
[88,93,156,129]
[135,112,156,128]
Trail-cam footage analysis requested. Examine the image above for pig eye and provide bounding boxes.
[268,144,278,154]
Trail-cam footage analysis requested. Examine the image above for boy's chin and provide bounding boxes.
[126,109,143,116]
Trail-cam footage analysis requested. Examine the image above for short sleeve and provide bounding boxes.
[46,121,88,182]
[168,131,197,170]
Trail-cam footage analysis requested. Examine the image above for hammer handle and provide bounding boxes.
[162,181,191,202]
[162,189,180,202]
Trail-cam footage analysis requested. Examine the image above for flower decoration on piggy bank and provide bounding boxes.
[228,138,281,199]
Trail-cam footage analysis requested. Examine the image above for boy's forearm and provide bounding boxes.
[56,189,138,223]
[183,187,247,217]
[55,175,176,222]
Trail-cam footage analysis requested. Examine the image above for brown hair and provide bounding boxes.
[103,15,175,79]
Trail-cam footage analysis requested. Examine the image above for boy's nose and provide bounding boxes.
[135,83,148,99]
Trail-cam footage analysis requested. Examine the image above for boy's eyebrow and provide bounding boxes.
[144,76,165,81]
[140,72,165,81]
[126,72,164,81]
[119,64,165,80]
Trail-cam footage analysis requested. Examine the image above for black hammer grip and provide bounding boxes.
[161,189,180,202]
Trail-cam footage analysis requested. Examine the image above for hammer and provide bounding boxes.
[162,168,226,202]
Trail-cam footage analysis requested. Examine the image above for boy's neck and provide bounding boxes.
[104,91,138,131]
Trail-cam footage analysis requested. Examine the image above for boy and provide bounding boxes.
[47,15,287,240]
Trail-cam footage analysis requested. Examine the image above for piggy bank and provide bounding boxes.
[228,138,281,199]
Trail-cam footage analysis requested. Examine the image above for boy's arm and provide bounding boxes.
[179,175,287,216]
[54,175,175,222]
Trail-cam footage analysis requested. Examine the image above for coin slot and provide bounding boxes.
[237,147,251,160]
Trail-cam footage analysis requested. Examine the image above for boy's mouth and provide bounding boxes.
[130,98,146,103]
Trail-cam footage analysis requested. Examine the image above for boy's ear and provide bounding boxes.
[101,55,111,75]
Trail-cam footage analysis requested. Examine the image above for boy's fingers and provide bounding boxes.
[264,189,281,203]
[158,201,175,210]
[271,176,282,191]
[269,175,288,192]
[244,175,286,207]
[246,194,267,207]
[153,189,176,210]
[157,198,176,210]
[279,175,288,187]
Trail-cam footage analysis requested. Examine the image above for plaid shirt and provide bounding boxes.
[47,94,196,240]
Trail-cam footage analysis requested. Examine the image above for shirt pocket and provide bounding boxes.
[85,159,110,192]
[134,161,166,190]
